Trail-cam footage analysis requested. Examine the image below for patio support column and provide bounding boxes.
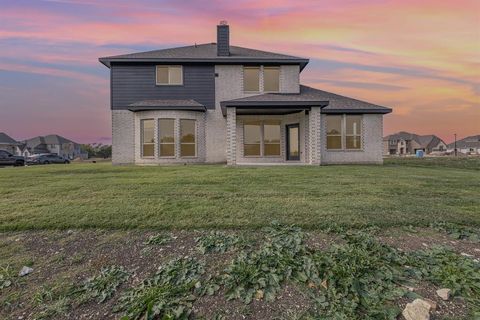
[226,107,237,165]
[309,106,322,165]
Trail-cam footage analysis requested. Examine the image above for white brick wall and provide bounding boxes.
[321,113,384,164]
[280,65,300,93]
[112,110,135,164]
[235,112,307,164]
[308,107,322,165]
[133,110,206,164]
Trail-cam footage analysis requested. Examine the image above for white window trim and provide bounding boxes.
[326,114,363,151]
[179,119,197,158]
[155,65,183,86]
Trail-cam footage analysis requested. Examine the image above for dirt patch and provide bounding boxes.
[378,227,480,259]
[397,281,470,320]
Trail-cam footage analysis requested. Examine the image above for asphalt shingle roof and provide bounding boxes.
[384,131,445,149]
[99,43,309,68]
[0,132,19,144]
[127,99,206,112]
[447,135,480,149]
[220,85,392,114]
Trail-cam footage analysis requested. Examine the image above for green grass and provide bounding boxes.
[0,158,479,230]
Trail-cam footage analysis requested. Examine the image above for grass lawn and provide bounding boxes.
[1,157,479,231]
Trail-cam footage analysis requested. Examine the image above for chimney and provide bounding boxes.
[217,21,230,56]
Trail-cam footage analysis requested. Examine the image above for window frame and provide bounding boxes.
[263,66,280,93]
[179,119,197,158]
[243,120,282,158]
[140,119,155,158]
[158,118,176,158]
[326,114,363,151]
[155,65,183,86]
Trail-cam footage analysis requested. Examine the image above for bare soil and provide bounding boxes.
[0,228,477,319]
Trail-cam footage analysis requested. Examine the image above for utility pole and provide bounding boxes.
[454,133,457,157]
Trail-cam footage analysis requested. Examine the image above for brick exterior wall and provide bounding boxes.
[235,112,307,164]
[321,113,384,164]
[226,107,237,165]
[308,107,322,165]
[133,110,206,164]
[112,110,135,164]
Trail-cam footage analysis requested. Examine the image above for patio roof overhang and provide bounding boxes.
[220,100,329,116]
[127,99,206,112]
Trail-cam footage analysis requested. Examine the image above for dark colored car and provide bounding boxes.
[0,150,25,166]
[27,154,70,165]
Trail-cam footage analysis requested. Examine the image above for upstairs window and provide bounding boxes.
[141,119,155,157]
[263,67,280,92]
[243,66,260,92]
[156,66,183,85]
[326,115,363,150]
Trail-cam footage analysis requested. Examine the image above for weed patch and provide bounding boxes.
[77,265,130,303]
[144,234,172,246]
[115,257,205,319]
[195,231,241,254]
[408,246,480,309]
[0,265,19,289]
[431,222,480,242]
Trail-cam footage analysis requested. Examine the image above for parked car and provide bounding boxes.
[27,154,70,165]
[0,150,25,166]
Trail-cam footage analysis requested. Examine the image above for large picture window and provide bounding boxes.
[263,120,281,156]
[346,115,362,150]
[180,119,196,157]
[243,120,262,156]
[158,119,175,157]
[244,120,281,157]
[141,119,155,157]
[326,115,362,150]
[263,67,280,92]
[156,66,183,85]
[243,67,260,92]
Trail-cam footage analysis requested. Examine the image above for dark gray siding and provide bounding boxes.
[111,64,215,109]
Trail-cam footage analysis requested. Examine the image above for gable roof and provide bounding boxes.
[220,85,392,115]
[447,135,480,149]
[99,43,309,69]
[0,132,19,145]
[384,131,445,149]
[25,135,78,148]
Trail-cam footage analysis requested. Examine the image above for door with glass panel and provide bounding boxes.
[286,124,300,161]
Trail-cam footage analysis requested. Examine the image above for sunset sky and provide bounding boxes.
[0,0,478,144]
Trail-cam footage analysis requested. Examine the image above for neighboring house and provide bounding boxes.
[383,131,447,155]
[22,134,82,159]
[99,22,392,165]
[0,132,21,155]
[447,135,480,154]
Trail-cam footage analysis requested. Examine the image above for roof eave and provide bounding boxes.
[322,108,392,114]
[99,57,309,69]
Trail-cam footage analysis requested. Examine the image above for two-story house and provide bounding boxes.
[383,131,447,155]
[100,22,392,165]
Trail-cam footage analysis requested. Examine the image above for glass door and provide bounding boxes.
[286,124,300,161]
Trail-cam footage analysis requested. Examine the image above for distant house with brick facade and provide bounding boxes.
[100,22,391,165]
[383,132,447,155]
